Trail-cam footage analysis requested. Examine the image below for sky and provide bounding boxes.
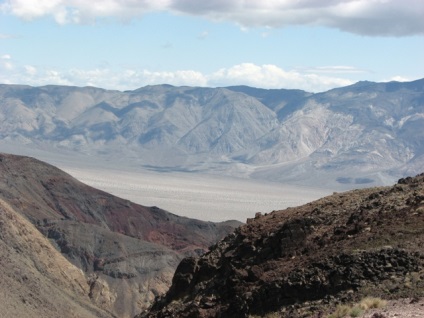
[0,0,423,92]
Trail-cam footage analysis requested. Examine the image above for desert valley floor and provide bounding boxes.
[62,164,331,222]
[0,144,331,222]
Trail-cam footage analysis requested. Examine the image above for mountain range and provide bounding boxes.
[1,79,423,188]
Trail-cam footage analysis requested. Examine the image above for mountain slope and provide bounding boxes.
[142,173,424,318]
[0,153,239,317]
[226,85,311,115]
[0,198,114,318]
[1,79,423,187]
[247,80,424,186]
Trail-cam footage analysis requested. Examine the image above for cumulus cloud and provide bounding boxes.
[0,62,357,92]
[209,63,353,92]
[1,0,423,36]
[387,75,411,82]
[0,54,13,71]
[140,70,208,87]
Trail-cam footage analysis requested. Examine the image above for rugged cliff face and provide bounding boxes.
[142,174,424,318]
[0,153,239,317]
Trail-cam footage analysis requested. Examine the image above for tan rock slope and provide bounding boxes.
[0,198,114,318]
[142,174,424,318]
[0,153,239,317]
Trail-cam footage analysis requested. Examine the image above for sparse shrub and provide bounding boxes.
[328,304,350,318]
[404,281,412,289]
[327,297,386,318]
[349,306,363,317]
[359,297,387,310]
[415,206,424,214]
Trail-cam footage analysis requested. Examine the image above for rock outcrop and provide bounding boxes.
[142,174,424,317]
[0,153,240,317]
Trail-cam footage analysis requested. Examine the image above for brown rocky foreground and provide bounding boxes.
[141,174,424,317]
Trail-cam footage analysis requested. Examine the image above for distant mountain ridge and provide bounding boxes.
[0,79,423,187]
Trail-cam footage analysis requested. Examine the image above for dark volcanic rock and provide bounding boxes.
[0,153,240,317]
[142,174,424,318]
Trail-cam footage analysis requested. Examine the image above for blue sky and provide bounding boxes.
[1,0,423,92]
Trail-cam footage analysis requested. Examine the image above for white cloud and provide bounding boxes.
[1,0,423,36]
[387,75,411,82]
[0,0,155,24]
[0,54,13,70]
[140,70,208,87]
[208,63,353,92]
[305,65,367,74]
[0,62,356,92]
[2,62,13,71]
[197,31,209,40]
[0,34,16,39]
[24,65,37,75]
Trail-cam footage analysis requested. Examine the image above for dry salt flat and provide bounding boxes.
[0,143,331,222]
[62,164,330,222]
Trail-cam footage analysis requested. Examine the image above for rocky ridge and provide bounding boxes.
[142,174,424,317]
[0,153,239,317]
